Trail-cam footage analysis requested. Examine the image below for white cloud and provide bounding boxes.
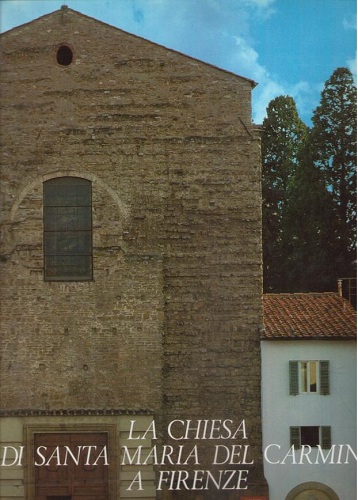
[254,75,319,125]
[343,17,357,30]
[347,52,357,82]
[230,35,314,124]
[253,80,285,123]
[247,0,276,6]
[242,0,276,19]
[233,36,264,79]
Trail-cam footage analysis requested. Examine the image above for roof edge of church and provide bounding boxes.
[0,6,258,88]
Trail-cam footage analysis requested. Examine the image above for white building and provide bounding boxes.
[261,292,356,500]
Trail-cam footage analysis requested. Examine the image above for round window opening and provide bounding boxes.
[57,45,73,66]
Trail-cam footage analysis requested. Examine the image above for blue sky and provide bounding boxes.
[0,0,356,124]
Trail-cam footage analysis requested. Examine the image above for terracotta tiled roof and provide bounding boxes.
[263,292,357,340]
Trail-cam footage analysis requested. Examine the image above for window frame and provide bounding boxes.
[289,360,330,396]
[290,425,331,449]
[299,360,319,394]
[43,176,93,282]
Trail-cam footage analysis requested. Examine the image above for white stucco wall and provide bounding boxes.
[261,339,356,500]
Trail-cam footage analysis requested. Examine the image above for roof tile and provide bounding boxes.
[263,292,356,340]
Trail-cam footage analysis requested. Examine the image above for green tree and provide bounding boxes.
[262,95,308,291]
[282,137,338,291]
[311,67,357,278]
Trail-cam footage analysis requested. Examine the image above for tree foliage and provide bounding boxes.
[311,67,357,277]
[262,68,357,293]
[261,95,308,291]
[282,138,338,291]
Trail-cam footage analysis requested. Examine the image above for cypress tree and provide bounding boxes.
[311,67,357,279]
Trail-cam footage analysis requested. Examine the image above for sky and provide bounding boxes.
[0,0,356,124]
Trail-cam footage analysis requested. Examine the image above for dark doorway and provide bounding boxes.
[47,497,72,500]
[35,433,109,500]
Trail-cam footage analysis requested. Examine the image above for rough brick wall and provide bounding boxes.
[0,7,267,497]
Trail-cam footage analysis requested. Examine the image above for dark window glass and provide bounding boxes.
[300,426,319,447]
[43,177,92,281]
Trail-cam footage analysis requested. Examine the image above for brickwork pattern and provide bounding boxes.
[0,8,267,497]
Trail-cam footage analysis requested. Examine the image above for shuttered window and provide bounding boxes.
[290,426,331,449]
[43,177,93,281]
[290,426,300,448]
[289,361,299,395]
[289,360,330,395]
[319,361,330,395]
[321,426,332,449]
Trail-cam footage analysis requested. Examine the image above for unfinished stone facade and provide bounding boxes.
[0,7,267,499]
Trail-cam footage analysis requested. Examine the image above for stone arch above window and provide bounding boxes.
[5,171,130,272]
[286,481,339,500]
[10,170,129,225]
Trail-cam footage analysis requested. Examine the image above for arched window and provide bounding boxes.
[43,177,92,281]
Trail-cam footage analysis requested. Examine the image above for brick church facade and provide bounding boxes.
[0,6,268,499]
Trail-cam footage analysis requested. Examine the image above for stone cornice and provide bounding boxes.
[0,408,153,417]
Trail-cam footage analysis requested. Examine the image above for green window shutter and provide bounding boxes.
[290,426,300,448]
[320,361,330,395]
[289,361,299,395]
[321,426,331,449]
